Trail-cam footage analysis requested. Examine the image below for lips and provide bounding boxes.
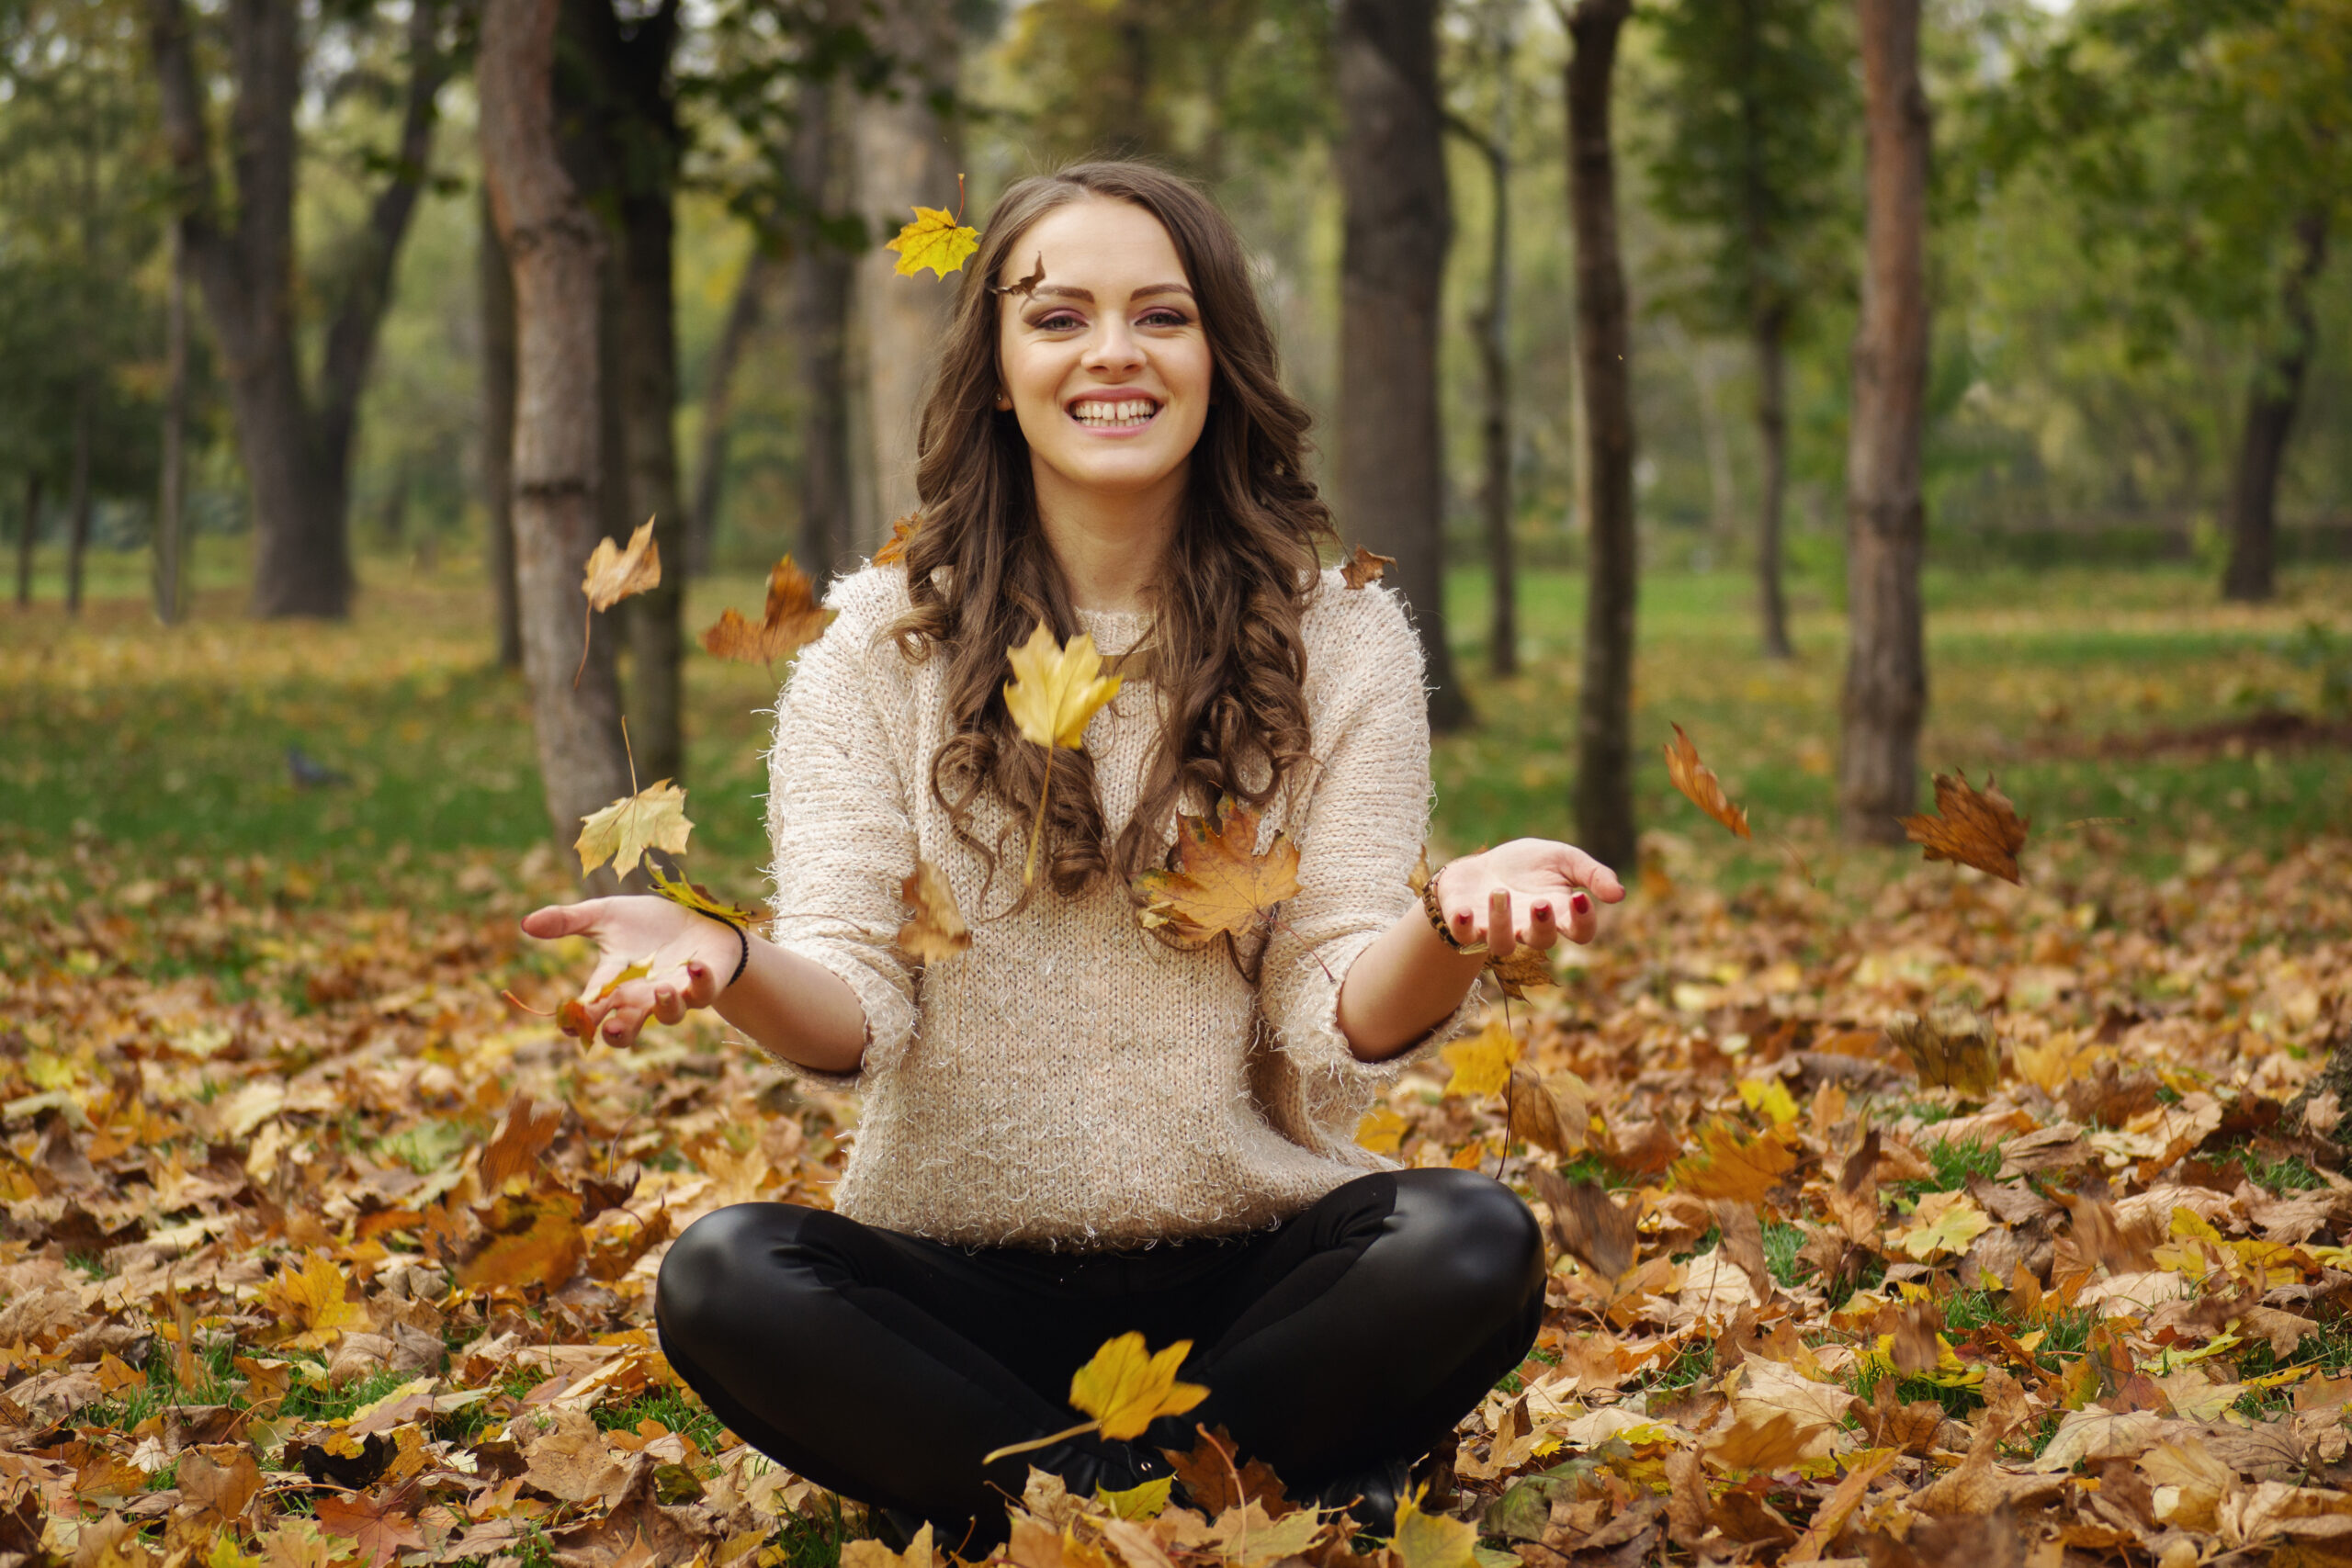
[1066,396,1161,429]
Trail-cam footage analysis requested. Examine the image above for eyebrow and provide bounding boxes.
[1025,283,1196,304]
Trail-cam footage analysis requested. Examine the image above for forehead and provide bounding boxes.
[998,197,1189,295]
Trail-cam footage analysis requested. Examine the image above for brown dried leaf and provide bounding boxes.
[1339,544,1394,589]
[896,859,972,964]
[1900,770,2030,884]
[1662,723,1752,840]
[700,555,836,667]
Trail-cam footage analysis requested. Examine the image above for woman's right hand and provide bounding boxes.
[520,896,743,1048]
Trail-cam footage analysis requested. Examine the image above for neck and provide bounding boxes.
[1032,466,1183,615]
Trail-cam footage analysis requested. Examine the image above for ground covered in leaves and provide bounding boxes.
[3,820,2349,1568]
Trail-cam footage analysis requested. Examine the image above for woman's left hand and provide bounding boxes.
[1430,839,1627,958]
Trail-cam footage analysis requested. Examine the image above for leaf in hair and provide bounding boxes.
[1340,544,1395,589]
[874,513,921,567]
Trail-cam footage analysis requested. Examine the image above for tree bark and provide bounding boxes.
[146,0,447,620]
[2222,209,2329,604]
[1838,0,1931,844]
[688,245,777,576]
[1565,0,1638,875]
[155,221,190,626]
[1467,18,1517,681]
[14,474,40,609]
[853,0,963,547]
[1336,0,1469,733]
[480,0,633,881]
[791,72,858,583]
[480,189,522,668]
[1754,300,1793,659]
[65,373,92,616]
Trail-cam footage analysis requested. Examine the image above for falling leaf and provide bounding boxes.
[700,555,836,668]
[875,512,921,566]
[1440,1014,1521,1099]
[1133,798,1302,949]
[647,863,761,930]
[1898,1190,1995,1260]
[575,517,662,685]
[887,205,981,279]
[1340,544,1395,589]
[1663,723,1752,840]
[1005,622,1124,752]
[1901,769,2030,883]
[1069,1332,1209,1441]
[592,960,650,1002]
[991,253,1046,298]
[1671,1121,1797,1202]
[1883,1008,2003,1097]
[480,1093,563,1191]
[575,779,693,878]
[898,859,972,964]
[262,1250,369,1349]
[1528,1168,1639,1280]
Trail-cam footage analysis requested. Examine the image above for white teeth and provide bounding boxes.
[1070,401,1158,428]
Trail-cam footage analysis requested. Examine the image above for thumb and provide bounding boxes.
[522,900,603,941]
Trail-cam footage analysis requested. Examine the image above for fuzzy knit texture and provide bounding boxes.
[761,560,1484,1251]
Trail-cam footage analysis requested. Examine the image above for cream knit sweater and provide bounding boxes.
[762,561,1481,1250]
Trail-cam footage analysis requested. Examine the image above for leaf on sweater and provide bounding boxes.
[575,779,693,878]
[898,859,972,964]
[1340,544,1395,590]
[701,555,835,669]
[887,205,980,279]
[874,511,921,566]
[1133,798,1302,949]
[1069,1333,1208,1441]
[1663,723,1752,840]
[1441,1014,1521,1100]
[1901,770,2030,884]
[1005,622,1124,751]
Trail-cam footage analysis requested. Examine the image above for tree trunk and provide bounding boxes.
[480,0,633,882]
[1838,0,1931,844]
[146,0,446,621]
[792,72,857,584]
[14,475,40,609]
[688,244,777,576]
[853,0,964,547]
[1565,0,1638,875]
[1754,300,1793,659]
[1474,22,1517,680]
[65,374,92,616]
[155,222,190,626]
[480,189,522,668]
[2222,209,2329,604]
[1336,0,1469,733]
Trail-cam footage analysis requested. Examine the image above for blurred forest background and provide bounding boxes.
[2,0,2347,879]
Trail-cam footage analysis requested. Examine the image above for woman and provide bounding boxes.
[524,162,1625,1552]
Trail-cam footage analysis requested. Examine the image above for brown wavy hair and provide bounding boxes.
[886,161,1336,916]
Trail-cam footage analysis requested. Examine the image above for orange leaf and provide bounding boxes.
[874,512,922,566]
[1901,769,2030,883]
[480,1092,563,1193]
[1662,722,1751,840]
[457,1200,585,1294]
[316,1482,425,1568]
[1132,797,1302,950]
[897,858,972,964]
[1670,1120,1797,1202]
[1340,544,1394,589]
[262,1250,370,1348]
[700,555,836,667]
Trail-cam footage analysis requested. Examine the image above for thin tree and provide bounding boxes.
[1838,0,1930,843]
[686,246,778,577]
[479,192,522,669]
[787,62,859,582]
[1561,0,1638,874]
[1645,0,1849,659]
[154,222,189,626]
[1336,0,1470,732]
[147,0,452,619]
[479,0,634,878]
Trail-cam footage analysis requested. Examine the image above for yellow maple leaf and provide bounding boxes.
[1069,1332,1209,1441]
[1004,622,1124,751]
[1897,1190,1993,1260]
[1356,1105,1408,1156]
[647,863,761,931]
[1440,1014,1521,1099]
[886,205,981,279]
[1389,1488,1478,1568]
[574,779,693,878]
[1132,797,1303,949]
[263,1250,368,1349]
[1671,1120,1798,1201]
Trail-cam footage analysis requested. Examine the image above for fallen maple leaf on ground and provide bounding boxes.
[575,778,693,878]
[1902,769,2031,882]
[1663,722,1752,840]
[701,555,836,670]
[1440,1013,1521,1099]
[898,859,972,963]
[1133,798,1302,949]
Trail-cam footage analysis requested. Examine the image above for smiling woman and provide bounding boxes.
[520,161,1624,1554]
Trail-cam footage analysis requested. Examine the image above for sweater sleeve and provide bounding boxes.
[762,570,922,1089]
[1256,578,1485,1097]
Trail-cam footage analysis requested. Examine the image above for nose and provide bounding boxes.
[1084,314,1145,376]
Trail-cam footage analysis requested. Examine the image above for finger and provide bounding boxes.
[1487,887,1516,960]
[600,993,649,1048]
[1564,886,1600,944]
[652,983,685,1026]
[523,899,605,940]
[681,958,721,1009]
[1547,845,1628,903]
[1525,897,1559,951]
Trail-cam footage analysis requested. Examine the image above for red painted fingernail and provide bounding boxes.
[1571,892,1591,914]
[1533,902,1552,919]
[687,960,705,976]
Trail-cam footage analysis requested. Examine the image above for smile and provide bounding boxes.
[1066,397,1160,430]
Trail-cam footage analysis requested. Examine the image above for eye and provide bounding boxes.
[1139,308,1192,328]
[1034,310,1084,332]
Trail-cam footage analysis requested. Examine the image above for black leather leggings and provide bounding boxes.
[654,1168,1544,1545]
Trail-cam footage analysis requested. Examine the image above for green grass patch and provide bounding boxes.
[594,1387,731,1454]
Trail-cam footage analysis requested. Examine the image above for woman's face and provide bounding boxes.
[995,197,1213,514]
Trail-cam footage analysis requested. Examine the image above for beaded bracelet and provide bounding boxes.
[1419,859,1487,956]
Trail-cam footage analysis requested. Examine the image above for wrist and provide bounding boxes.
[1419,856,1488,957]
